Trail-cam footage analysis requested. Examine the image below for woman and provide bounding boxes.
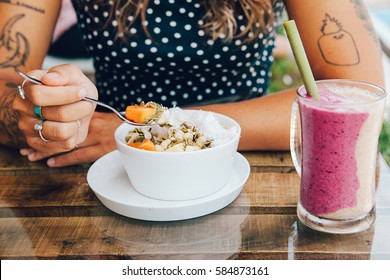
[0,0,384,167]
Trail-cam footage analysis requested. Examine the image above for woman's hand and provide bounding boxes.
[13,64,97,155]
[20,112,122,167]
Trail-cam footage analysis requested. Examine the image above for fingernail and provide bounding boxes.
[47,158,55,167]
[79,88,87,98]
[27,153,36,161]
[20,149,30,155]
[44,72,61,80]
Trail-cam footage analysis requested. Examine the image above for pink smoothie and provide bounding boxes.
[299,89,369,215]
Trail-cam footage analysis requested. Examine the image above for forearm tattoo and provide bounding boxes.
[350,0,377,41]
[0,83,26,147]
[0,10,31,146]
[0,0,44,14]
[318,14,360,66]
[0,0,46,70]
[0,13,30,70]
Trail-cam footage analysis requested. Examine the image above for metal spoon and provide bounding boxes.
[16,69,153,127]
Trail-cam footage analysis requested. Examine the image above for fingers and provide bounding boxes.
[18,118,80,154]
[37,120,81,141]
[14,97,94,122]
[26,135,79,155]
[21,64,98,107]
[20,112,120,167]
[21,149,51,162]
[40,64,98,103]
[41,64,89,87]
[43,101,95,122]
[46,145,103,167]
[18,111,81,138]
[24,143,114,168]
[14,64,98,156]
[14,97,92,154]
[22,65,89,87]
[19,132,97,167]
[20,148,35,156]
[23,83,87,106]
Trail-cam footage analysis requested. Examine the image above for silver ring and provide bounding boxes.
[33,106,45,121]
[17,79,28,99]
[34,121,50,142]
[76,120,81,128]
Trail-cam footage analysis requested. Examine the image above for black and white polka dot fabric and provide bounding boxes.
[71,0,284,110]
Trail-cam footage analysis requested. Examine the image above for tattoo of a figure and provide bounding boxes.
[0,84,26,146]
[318,14,360,66]
[0,14,30,70]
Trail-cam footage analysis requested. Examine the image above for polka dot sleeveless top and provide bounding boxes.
[71,0,284,110]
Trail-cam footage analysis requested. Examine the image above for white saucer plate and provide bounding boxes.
[87,150,250,221]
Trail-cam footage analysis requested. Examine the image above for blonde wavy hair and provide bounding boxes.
[91,0,275,43]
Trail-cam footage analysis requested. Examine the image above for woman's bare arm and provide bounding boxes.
[285,0,384,86]
[0,0,61,146]
[190,0,384,151]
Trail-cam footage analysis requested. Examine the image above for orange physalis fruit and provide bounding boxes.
[127,139,156,151]
[125,105,157,124]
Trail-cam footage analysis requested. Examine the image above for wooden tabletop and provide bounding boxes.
[1,145,390,260]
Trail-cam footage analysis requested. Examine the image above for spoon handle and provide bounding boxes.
[15,69,152,126]
[83,97,127,120]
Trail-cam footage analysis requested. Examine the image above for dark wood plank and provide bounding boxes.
[0,147,90,175]
[0,214,383,260]
[0,171,300,216]
[242,151,295,173]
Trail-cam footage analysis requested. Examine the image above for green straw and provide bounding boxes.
[283,20,320,100]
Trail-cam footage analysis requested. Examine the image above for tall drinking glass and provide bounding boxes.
[290,79,387,234]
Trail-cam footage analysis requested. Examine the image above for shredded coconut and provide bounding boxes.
[156,107,238,147]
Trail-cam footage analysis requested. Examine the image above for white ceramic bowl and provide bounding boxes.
[114,110,241,201]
